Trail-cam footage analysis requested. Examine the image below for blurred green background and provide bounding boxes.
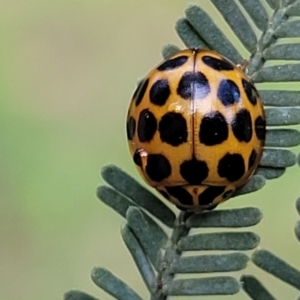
[1,1,300,299]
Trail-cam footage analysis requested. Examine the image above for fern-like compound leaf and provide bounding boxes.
[167,0,300,195]
[65,1,300,299]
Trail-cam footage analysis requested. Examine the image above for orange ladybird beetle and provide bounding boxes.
[126,48,266,211]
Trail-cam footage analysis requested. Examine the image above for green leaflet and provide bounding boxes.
[238,0,268,31]
[265,107,300,126]
[175,18,209,50]
[161,44,181,61]
[255,166,285,180]
[241,276,276,300]
[121,224,156,294]
[125,207,163,270]
[265,129,300,147]
[259,90,300,107]
[264,44,300,60]
[91,268,142,300]
[186,207,262,228]
[253,63,300,82]
[178,232,260,251]
[260,148,296,168]
[166,277,240,296]
[276,20,300,38]
[252,249,300,290]
[170,253,249,273]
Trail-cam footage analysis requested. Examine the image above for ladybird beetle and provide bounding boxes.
[126,48,266,211]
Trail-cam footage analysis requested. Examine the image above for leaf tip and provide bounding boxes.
[63,290,99,300]
[295,220,300,242]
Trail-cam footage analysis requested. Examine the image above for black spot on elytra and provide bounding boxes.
[165,186,194,206]
[248,149,257,170]
[137,109,157,142]
[157,55,189,71]
[217,79,240,106]
[242,78,258,105]
[180,157,209,185]
[126,116,136,140]
[200,111,228,146]
[135,78,149,106]
[133,150,142,167]
[159,112,188,146]
[177,72,210,100]
[198,186,226,205]
[232,109,253,143]
[202,56,234,71]
[218,153,245,182]
[146,154,171,182]
[255,116,266,140]
[149,79,170,106]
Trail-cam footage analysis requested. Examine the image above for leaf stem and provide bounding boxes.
[248,2,291,76]
[151,211,192,300]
